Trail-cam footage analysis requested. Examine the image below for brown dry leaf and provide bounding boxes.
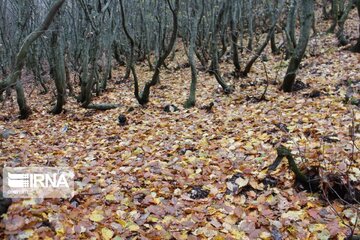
[4,215,26,232]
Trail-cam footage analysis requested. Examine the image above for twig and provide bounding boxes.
[259,60,269,101]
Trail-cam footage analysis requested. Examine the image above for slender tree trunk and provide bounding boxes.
[327,0,339,33]
[50,20,66,114]
[15,80,30,119]
[336,0,355,46]
[247,0,254,51]
[120,0,180,105]
[119,0,140,101]
[101,12,114,92]
[242,1,284,77]
[230,0,241,78]
[351,0,360,52]
[184,0,203,108]
[269,0,280,54]
[32,62,48,94]
[322,0,330,19]
[282,0,314,92]
[65,63,74,96]
[137,0,180,104]
[79,40,90,103]
[239,0,244,53]
[285,0,297,59]
[82,37,100,107]
[209,1,232,93]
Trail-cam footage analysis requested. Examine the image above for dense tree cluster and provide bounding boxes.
[0,0,359,118]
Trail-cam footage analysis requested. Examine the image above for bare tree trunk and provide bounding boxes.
[247,0,254,51]
[285,0,297,59]
[327,0,339,33]
[209,1,232,93]
[50,19,66,114]
[0,0,66,119]
[65,62,74,96]
[282,0,314,92]
[121,0,180,105]
[269,0,280,54]
[322,0,330,19]
[184,0,203,108]
[350,0,360,52]
[336,0,355,46]
[242,1,284,77]
[230,0,241,78]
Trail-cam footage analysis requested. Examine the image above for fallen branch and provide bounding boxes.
[85,104,120,110]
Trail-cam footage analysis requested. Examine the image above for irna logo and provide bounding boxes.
[3,167,74,198]
[7,172,69,188]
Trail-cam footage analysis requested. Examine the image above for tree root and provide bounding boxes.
[269,145,320,192]
[269,146,360,203]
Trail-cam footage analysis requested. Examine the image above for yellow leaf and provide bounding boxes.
[154,224,163,230]
[121,151,131,160]
[266,194,276,205]
[309,224,326,233]
[302,117,309,123]
[257,169,267,180]
[127,222,140,231]
[163,215,174,224]
[249,179,264,190]
[281,210,304,221]
[187,156,197,163]
[89,209,105,222]
[116,219,127,228]
[213,236,225,240]
[224,215,238,225]
[101,227,114,240]
[175,231,188,240]
[147,215,159,222]
[172,144,180,151]
[153,197,161,204]
[258,133,270,141]
[133,147,143,155]
[315,229,331,240]
[235,177,249,188]
[23,199,37,206]
[307,202,316,208]
[105,194,116,201]
[230,229,246,239]
[260,231,272,239]
[199,137,209,148]
[55,225,65,235]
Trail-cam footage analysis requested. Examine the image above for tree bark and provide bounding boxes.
[50,18,66,114]
[230,0,241,78]
[285,0,297,59]
[247,0,254,51]
[327,0,339,33]
[351,0,360,52]
[337,0,356,46]
[184,0,203,108]
[209,1,232,93]
[282,0,314,92]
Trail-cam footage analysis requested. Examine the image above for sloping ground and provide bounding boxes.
[1,17,360,240]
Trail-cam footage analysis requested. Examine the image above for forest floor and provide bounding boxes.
[1,14,360,240]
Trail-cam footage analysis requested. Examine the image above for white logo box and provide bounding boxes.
[3,167,74,198]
